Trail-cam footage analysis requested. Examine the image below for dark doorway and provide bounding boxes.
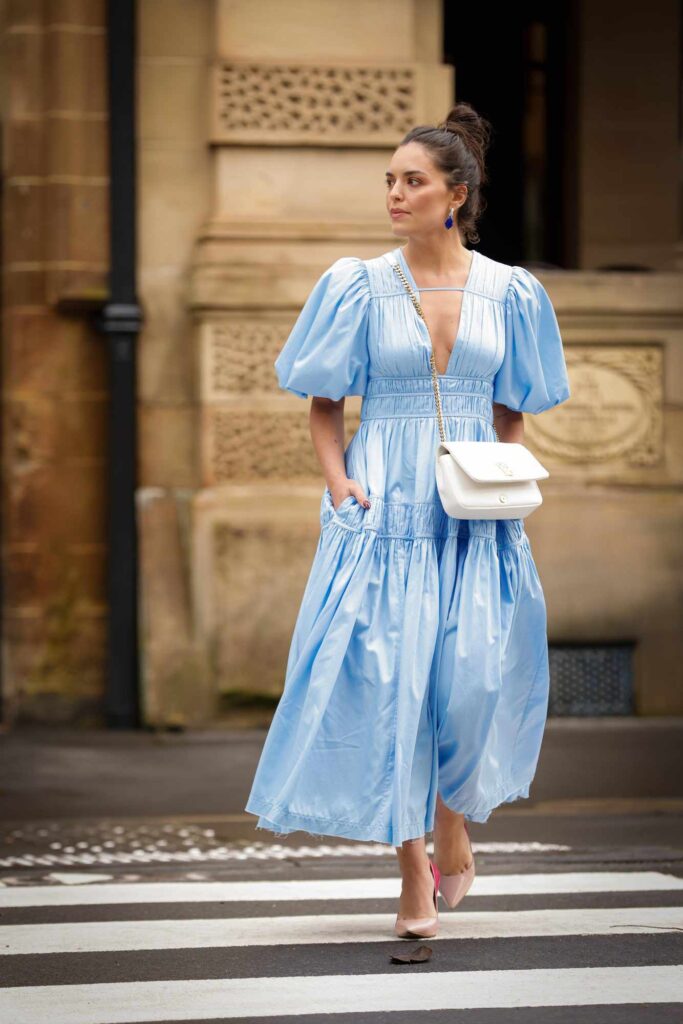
[443,0,580,268]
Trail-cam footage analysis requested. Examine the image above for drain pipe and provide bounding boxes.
[95,0,143,727]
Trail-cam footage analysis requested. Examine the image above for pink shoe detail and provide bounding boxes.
[394,859,441,939]
[437,819,476,910]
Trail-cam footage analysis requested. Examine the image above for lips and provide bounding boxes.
[391,209,408,217]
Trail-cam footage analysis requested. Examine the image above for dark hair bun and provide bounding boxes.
[437,102,492,186]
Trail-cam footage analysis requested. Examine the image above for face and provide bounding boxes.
[385,141,467,238]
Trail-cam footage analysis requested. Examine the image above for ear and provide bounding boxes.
[451,183,468,206]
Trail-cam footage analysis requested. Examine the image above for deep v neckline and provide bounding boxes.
[395,246,478,377]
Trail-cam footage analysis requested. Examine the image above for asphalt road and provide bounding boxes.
[1,724,683,1021]
[1,810,682,1022]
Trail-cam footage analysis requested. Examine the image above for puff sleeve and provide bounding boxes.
[492,266,571,414]
[274,256,371,401]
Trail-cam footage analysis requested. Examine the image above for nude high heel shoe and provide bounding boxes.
[437,819,476,909]
[394,859,440,939]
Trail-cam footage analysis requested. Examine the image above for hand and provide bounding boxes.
[330,478,371,511]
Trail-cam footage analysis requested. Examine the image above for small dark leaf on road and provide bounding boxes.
[389,943,433,964]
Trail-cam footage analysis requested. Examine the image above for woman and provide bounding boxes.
[245,102,571,938]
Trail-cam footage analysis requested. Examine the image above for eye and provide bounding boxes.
[385,177,421,187]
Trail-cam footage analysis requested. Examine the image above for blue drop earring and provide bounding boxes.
[444,206,455,230]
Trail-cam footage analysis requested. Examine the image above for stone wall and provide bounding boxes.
[136,0,683,724]
[1,0,109,724]
[140,0,457,725]
[521,271,683,713]
[136,0,215,726]
[3,0,682,725]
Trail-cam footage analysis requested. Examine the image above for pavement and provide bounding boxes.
[1,716,682,822]
[0,718,682,868]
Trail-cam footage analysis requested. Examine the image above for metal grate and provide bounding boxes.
[548,643,635,716]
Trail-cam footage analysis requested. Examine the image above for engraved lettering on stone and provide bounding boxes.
[527,345,662,466]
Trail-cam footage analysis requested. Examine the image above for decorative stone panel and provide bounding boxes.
[201,319,293,400]
[200,319,361,485]
[525,344,663,469]
[211,61,419,146]
[204,407,361,485]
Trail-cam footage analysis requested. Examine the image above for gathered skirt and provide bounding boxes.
[244,376,550,846]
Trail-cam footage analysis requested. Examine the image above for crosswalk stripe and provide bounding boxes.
[1,966,681,1022]
[1,906,681,954]
[1,871,681,907]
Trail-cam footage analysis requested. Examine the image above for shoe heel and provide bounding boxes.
[394,859,440,939]
[437,820,476,911]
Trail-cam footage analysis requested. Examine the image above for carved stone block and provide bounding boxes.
[201,320,293,400]
[204,408,361,485]
[211,61,416,146]
[526,344,663,469]
[201,320,361,485]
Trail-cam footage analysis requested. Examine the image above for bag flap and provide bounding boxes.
[438,441,549,482]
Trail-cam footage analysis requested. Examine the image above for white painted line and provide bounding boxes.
[2,907,682,954]
[0,840,573,869]
[0,871,681,907]
[1,966,682,1022]
[233,840,573,858]
[46,873,115,885]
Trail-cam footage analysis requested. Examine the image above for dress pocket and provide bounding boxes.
[321,487,366,529]
[333,494,356,514]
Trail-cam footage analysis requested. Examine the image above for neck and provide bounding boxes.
[401,233,472,283]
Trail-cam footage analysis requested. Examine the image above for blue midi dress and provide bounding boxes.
[244,245,571,846]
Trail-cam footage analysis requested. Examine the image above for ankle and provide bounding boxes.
[398,852,432,881]
[401,861,432,880]
[435,796,463,819]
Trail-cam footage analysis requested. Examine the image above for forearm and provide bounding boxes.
[493,402,525,443]
[309,397,349,489]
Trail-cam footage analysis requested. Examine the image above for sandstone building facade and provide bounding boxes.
[1,0,681,727]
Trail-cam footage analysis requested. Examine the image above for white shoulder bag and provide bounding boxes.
[390,258,549,520]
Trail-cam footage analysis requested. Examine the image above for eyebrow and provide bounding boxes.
[385,170,428,177]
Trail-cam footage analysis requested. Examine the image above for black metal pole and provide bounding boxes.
[97,0,143,727]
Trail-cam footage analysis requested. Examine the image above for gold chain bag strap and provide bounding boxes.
[389,257,550,520]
